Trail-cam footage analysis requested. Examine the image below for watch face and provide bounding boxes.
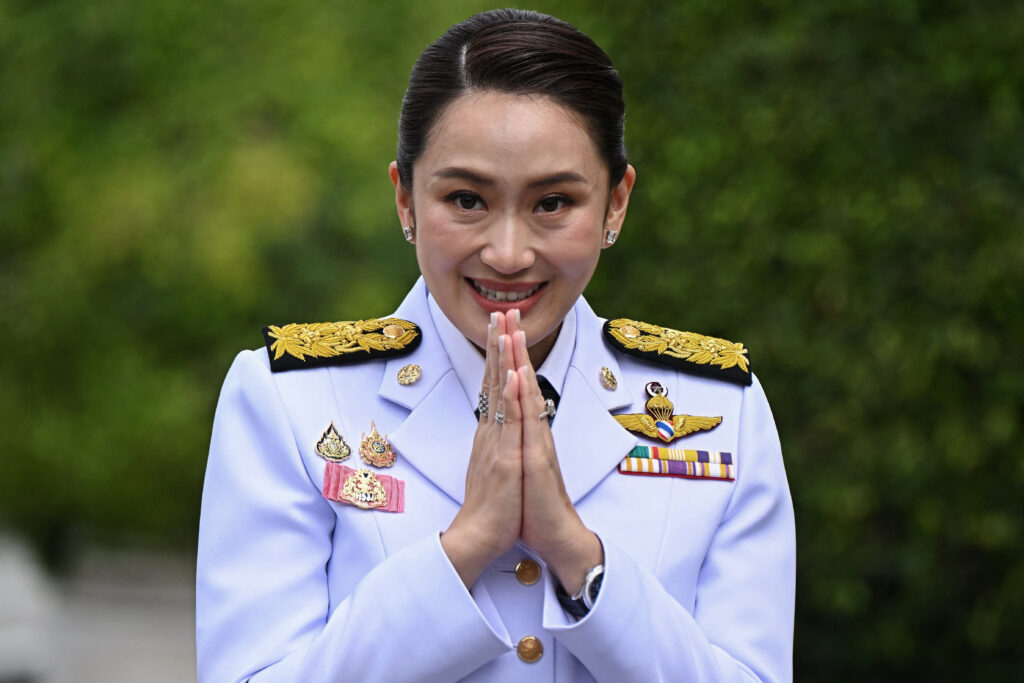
[588,573,603,601]
[584,570,604,610]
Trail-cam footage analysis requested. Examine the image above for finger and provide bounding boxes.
[516,364,545,421]
[493,313,509,379]
[497,335,510,415]
[506,308,522,337]
[518,377,562,513]
[509,330,548,427]
[511,328,532,377]
[518,361,556,450]
[498,329,515,395]
[506,309,532,369]
[500,368,523,452]
[481,312,501,423]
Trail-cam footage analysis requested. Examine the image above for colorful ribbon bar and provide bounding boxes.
[619,456,735,481]
[628,445,733,465]
[323,462,405,512]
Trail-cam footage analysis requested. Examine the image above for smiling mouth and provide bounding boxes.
[468,278,545,302]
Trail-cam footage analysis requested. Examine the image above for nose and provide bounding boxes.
[479,214,535,274]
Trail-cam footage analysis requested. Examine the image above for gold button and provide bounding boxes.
[515,559,541,586]
[517,635,543,663]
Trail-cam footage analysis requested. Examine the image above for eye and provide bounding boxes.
[536,195,573,213]
[447,191,485,211]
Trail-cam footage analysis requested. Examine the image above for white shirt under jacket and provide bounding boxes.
[196,277,795,683]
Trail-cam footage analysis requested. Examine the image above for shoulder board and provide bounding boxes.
[261,318,421,372]
[603,318,752,386]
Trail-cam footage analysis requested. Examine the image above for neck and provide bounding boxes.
[528,323,560,369]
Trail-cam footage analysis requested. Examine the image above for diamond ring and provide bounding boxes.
[538,398,556,421]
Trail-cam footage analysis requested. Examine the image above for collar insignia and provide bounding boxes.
[599,366,618,391]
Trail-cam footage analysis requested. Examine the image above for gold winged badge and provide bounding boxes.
[614,382,722,444]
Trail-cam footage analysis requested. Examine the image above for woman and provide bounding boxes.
[197,9,794,682]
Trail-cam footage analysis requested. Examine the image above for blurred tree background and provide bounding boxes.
[1,0,1021,679]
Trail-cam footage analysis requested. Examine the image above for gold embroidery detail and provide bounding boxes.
[341,469,388,509]
[606,319,749,373]
[266,318,417,363]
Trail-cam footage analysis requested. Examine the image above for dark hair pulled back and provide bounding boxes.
[397,9,627,189]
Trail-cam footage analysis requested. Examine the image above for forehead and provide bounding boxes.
[417,90,607,185]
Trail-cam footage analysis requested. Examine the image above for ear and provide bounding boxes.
[603,164,636,247]
[389,161,415,228]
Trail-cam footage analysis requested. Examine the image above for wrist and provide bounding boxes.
[546,527,604,596]
[440,523,497,587]
[555,561,604,619]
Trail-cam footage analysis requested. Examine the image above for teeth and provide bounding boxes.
[472,281,541,302]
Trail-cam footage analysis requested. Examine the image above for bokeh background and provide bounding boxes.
[2,0,1022,679]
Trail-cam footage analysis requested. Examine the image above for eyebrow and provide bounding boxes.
[432,167,589,189]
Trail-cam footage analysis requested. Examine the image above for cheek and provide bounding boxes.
[560,251,599,279]
[550,228,604,277]
[416,216,472,270]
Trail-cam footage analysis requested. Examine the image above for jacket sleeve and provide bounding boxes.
[196,351,511,683]
[542,375,795,682]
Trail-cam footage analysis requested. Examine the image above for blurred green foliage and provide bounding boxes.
[1,0,1021,678]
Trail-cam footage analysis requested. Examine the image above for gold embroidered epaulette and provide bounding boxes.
[603,318,752,386]
[261,318,421,372]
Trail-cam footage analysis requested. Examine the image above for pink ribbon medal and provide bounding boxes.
[323,462,405,512]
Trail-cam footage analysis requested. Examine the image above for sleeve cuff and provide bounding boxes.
[542,538,647,650]
[430,532,513,650]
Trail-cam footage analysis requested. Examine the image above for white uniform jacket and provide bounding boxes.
[197,278,795,682]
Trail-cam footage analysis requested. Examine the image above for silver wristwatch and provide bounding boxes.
[570,564,604,610]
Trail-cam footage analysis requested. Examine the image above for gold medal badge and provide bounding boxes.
[340,469,388,509]
[315,422,351,462]
[360,421,397,468]
[614,381,722,444]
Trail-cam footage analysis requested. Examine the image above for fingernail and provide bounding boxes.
[519,330,526,346]
[513,309,521,324]
[507,369,514,383]
[498,335,505,353]
[490,312,498,329]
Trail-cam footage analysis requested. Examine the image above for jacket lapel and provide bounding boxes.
[379,279,475,505]
[552,298,637,504]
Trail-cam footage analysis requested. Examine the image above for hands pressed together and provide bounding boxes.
[440,311,604,597]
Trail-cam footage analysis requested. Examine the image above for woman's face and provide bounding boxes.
[390,90,635,360]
